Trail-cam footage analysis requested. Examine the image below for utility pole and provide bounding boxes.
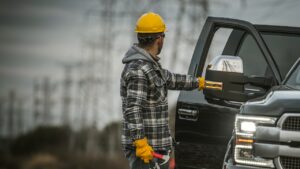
[33,80,42,127]
[170,0,186,68]
[7,90,16,138]
[42,77,52,125]
[62,65,72,126]
[0,98,4,136]
[85,37,100,155]
[108,126,114,157]
[16,98,24,135]
[80,74,91,129]
[80,0,118,155]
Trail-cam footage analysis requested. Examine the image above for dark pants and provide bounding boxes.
[124,149,169,169]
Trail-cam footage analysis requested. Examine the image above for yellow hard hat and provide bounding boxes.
[135,12,166,33]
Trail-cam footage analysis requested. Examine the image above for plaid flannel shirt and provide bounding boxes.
[120,45,198,151]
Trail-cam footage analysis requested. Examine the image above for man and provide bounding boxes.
[120,12,204,169]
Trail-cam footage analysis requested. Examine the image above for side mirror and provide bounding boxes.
[203,55,274,104]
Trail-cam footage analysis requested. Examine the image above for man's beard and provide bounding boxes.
[157,41,163,55]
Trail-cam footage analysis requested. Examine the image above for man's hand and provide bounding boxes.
[134,137,154,163]
[198,77,205,90]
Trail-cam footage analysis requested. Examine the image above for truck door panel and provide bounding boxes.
[175,17,280,169]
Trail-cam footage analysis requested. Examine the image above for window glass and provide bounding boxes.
[285,62,300,90]
[237,34,269,77]
[201,28,232,76]
[262,33,300,79]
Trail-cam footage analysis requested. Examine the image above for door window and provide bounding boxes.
[285,60,300,90]
[262,33,300,79]
[237,34,270,77]
[201,28,233,76]
[238,33,300,80]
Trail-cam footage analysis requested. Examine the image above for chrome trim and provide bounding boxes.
[276,113,300,169]
[254,143,300,158]
[274,157,283,169]
[277,113,300,128]
[178,108,199,121]
[255,126,300,142]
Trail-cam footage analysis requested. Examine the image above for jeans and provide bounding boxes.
[124,149,170,169]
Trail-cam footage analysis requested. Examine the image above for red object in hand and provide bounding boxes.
[152,152,164,159]
[152,152,169,165]
[169,158,175,169]
[152,152,175,168]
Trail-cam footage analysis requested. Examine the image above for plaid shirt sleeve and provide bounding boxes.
[162,69,199,90]
[124,69,148,141]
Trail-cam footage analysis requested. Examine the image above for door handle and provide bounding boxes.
[178,108,199,121]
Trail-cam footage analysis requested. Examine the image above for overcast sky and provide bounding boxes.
[2,0,300,96]
[1,0,300,131]
[0,0,98,97]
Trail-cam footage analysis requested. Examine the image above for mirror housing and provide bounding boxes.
[203,55,274,103]
[204,70,247,102]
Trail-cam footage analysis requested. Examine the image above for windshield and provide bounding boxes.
[262,33,300,79]
[285,61,300,90]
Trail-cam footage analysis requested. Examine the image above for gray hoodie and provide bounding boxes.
[122,44,159,65]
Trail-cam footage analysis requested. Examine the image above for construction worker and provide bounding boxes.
[120,12,204,169]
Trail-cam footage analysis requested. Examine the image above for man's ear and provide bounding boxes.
[153,38,159,46]
[156,37,162,45]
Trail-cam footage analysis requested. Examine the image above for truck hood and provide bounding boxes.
[241,87,300,116]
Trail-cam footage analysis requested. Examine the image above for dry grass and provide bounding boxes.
[0,125,129,169]
[23,153,62,169]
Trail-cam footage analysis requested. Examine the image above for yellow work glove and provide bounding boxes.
[198,77,205,90]
[133,137,154,163]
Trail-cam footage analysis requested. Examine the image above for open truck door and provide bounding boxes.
[175,17,281,169]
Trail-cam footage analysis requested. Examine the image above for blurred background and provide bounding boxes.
[1,0,300,169]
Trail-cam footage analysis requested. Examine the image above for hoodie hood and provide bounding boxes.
[122,45,157,64]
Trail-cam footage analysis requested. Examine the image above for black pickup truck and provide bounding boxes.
[175,17,300,169]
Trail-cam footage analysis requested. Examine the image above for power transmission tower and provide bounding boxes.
[170,0,186,68]
[7,90,16,138]
[41,77,54,126]
[33,79,42,127]
[16,98,24,135]
[78,0,118,155]
[0,97,4,136]
[61,65,73,126]
[170,0,209,69]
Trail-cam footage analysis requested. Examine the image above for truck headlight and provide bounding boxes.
[234,115,276,168]
[240,121,256,132]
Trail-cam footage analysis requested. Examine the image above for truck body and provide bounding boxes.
[175,17,300,169]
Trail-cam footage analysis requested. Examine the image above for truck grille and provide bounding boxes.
[275,114,300,169]
[280,156,300,169]
[282,116,300,131]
